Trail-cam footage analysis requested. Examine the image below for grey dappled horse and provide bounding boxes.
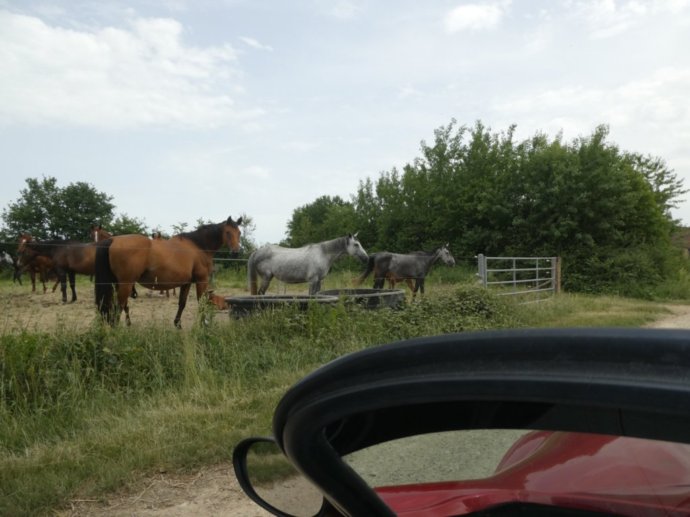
[1,251,22,284]
[248,234,369,295]
[357,244,456,298]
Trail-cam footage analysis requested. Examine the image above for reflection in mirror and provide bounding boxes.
[344,429,527,487]
[245,440,324,517]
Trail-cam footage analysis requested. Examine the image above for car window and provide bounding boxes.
[343,429,690,516]
[343,429,528,487]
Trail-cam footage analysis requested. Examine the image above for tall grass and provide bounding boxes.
[0,273,676,515]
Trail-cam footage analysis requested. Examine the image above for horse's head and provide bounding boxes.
[17,233,32,253]
[17,240,40,265]
[91,224,111,242]
[223,216,243,255]
[346,233,368,263]
[438,243,456,267]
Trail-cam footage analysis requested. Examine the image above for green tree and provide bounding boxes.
[109,214,148,236]
[2,177,115,240]
[284,196,356,247]
[349,120,684,296]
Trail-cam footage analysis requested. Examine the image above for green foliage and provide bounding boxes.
[284,195,357,246]
[1,176,115,240]
[109,214,148,235]
[282,120,683,297]
[0,285,675,515]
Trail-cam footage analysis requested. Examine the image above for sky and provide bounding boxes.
[1,0,689,246]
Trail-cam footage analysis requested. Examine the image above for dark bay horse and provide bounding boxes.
[17,233,60,294]
[357,244,456,298]
[95,216,242,327]
[248,234,368,295]
[20,237,100,302]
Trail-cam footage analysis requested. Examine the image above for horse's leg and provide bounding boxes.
[116,283,134,325]
[405,278,415,291]
[309,279,321,295]
[58,270,68,303]
[258,274,272,295]
[412,278,422,299]
[29,270,37,292]
[68,271,77,302]
[173,283,192,328]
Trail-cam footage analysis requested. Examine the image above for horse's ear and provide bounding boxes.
[237,217,243,225]
[353,231,359,238]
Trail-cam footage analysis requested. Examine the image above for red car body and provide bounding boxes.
[377,431,690,516]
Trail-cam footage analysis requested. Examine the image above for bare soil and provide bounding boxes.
[3,285,689,516]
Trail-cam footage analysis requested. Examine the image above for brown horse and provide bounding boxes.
[90,224,112,243]
[20,236,100,303]
[17,233,60,294]
[95,216,242,327]
[89,225,139,299]
[150,231,176,298]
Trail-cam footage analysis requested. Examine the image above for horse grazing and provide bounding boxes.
[248,234,368,295]
[95,216,242,327]
[357,244,456,298]
[17,233,60,293]
[20,237,100,303]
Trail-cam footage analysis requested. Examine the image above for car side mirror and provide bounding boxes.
[233,437,326,517]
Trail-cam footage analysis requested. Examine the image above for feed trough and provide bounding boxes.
[317,288,405,309]
[225,294,339,318]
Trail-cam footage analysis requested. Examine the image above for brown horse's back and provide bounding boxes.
[108,234,206,290]
[107,235,153,283]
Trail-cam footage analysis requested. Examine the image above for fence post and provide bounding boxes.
[477,254,487,287]
[554,256,562,293]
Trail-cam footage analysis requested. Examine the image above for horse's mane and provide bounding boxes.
[178,223,225,251]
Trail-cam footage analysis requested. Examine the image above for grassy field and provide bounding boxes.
[0,265,680,515]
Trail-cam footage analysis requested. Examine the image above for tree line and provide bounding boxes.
[0,176,257,259]
[284,120,687,296]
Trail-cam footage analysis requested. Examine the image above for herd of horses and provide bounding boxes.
[3,217,456,327]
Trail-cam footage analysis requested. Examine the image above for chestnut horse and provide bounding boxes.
[95,216,242,327]
[90,225,112,243]
[150,231,176,298]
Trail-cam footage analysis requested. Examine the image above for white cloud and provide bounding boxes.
[0,10,250,129]
[322,0,361,20]
[573,0,690,39]
[444,2,508,32]
[491,67,690,153]
[239,36,274,52]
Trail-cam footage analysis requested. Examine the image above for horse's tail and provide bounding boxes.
[95,239,116,323]
[355,253,376,286]
[247,251,258,295]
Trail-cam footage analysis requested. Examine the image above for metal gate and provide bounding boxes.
[477,254,561,302]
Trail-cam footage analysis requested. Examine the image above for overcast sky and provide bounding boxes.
[1,0,689,245]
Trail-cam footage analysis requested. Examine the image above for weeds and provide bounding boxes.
[0,277,680,515]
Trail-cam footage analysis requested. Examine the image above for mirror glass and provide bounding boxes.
[245,440,324,517]
[344,428,527,487]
